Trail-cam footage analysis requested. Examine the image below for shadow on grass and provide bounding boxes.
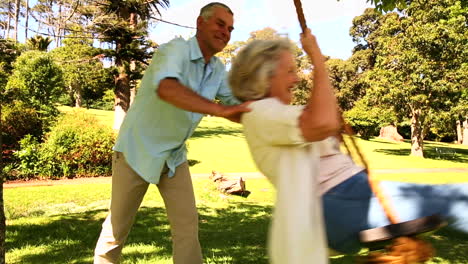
[366,138,404,145]
[373,143,468,164]
[7,201,467,264]
[192,126,243,139]
[6,204,271,264]
[428,227,468,263]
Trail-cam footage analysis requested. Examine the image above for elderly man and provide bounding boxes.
[94,3,249,264]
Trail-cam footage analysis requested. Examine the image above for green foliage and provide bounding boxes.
[13,135,41,179]
[50,40,115,108]
[367,0,409,12]
[327,58,368,111]
[88,88,115,110]
[5,50,64,112]
[86,0,170,115]
[0,38,22,91]
[1,101,42,146]
[12,110,115,179]
[348,0,467,155]
[292,70,312,105]
[26,35,52,51]
[344,99,396,139]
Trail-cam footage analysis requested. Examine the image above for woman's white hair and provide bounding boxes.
[229,39,293,102]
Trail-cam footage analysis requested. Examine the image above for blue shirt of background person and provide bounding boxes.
[114,36,240,184]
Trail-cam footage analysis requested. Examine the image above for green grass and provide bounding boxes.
[5,179,274,264]
[8,106,463,263]
[356,138,468,170]
[5,178,468,264]
[58,106,468,174]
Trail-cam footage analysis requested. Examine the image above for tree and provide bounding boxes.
[24,0,29,40]
[0,37,21,264]
[326,58,367,111]
[217,40,245,67]
[366,0,410,12]
[27,35,52,51]
[359,0,467,157]
[453,65,468,144]
[0,0,14,39]
[358,0,455,12]
[30,0,81,47]
[51,36,114,108]
[91,0,169,129]
[5,50,64,119]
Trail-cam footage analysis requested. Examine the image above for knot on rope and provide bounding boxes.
[362,236,434,264]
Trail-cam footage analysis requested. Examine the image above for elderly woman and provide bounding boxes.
[229,29,341,264]
[229,31,468,260]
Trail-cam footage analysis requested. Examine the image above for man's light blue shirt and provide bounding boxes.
[114,36,239,184]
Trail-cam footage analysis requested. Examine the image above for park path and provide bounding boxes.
[3,168,468,189]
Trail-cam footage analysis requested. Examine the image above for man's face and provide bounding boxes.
[197,7,234,57]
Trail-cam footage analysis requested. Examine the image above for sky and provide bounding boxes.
[150,0,372,60]
[11,0,372,60]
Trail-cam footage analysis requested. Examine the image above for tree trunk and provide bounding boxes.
[410,108,424,157]
[13,0,20,42]
[24,0,29,40]
[72,82,82,108]
[463,118,468,146]
[0,103,6,264]
[112,10,136,130]
[6,1,12,39]
[66,84,74,106]
[56,4,62,48]
[456,120,462,144]
[113,65,131,130]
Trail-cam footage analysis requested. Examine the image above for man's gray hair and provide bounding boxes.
[199,2,233,20]
[229,39,293,102]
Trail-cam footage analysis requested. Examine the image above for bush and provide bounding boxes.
[5,50,64,112]
[344,99,396,140]
[12,109,115,179]
[87,89,115,110]
[1,100,43,147]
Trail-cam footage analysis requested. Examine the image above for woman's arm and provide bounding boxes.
[298,28,341,141]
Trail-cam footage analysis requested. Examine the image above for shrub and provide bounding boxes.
[12,135,41,179]
[5,50,64,113]
[1,100,43,147]
[88,89,115,110]
[12,109,115,179]
[344,99,396,140]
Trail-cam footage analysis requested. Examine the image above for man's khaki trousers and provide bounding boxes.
[94,152,203,264]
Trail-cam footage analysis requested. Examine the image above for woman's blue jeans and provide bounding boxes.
[322,171,468,254]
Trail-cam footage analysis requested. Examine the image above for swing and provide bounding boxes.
[292,0,446,263]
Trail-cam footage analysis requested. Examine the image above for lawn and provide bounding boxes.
[5,178,468,264]
[62,107,468,174]
[6,107,465,263]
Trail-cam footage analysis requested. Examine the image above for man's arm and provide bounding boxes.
[157,78,250,121]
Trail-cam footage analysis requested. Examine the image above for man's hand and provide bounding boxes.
[215,101,252,123]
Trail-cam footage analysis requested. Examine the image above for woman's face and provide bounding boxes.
[268,50,300,104]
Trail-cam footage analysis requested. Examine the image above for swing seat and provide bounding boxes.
[359,214,446,249]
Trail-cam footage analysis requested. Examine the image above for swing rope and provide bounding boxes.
[293,0,400,225]
[342,123,400,224]
[292,1,436,263]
